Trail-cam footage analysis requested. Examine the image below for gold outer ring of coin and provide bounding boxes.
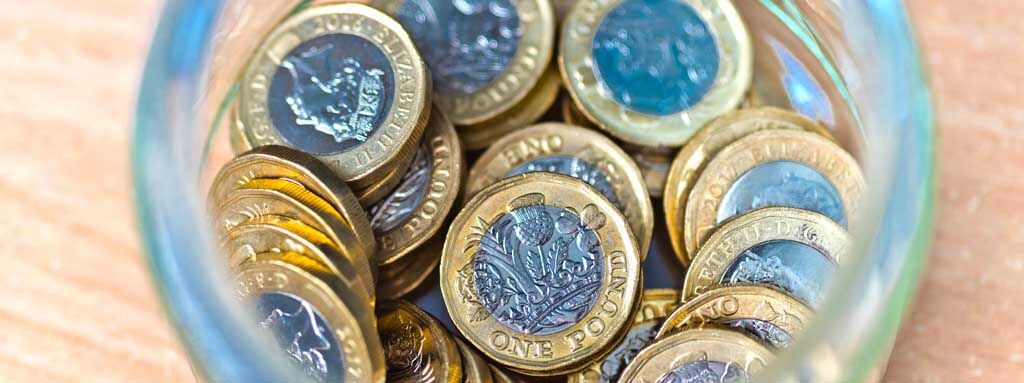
[664,107,835,265]
[682,129,864,257]
[455,338,495,383]
[559,0,752,148]
[220,216,375,306]
[368,107,464,265]
[208,145,377,262]
[628,148,673,199]
[376,234,443,301]
[377,300,463,383]
[567,289,680,383]
[440,172,642,374]
[214,187,378,286]
[616,328,775,383]
[372,0,556,125]
[560,91,594,129]
[353,146,416,208]
[235,258,386,383]
[457,66,563,151]
[237,3,430,188]
[465,122,653,258]
[655,285,813,342]
[488,366,518,383]
[683,207,850,301]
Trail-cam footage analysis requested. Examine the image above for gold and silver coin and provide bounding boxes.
[657,285,813,349]
[458,66,563,151]
[235,258,386,383]
[374,0,557,125]
[682,129,863,258]
[377,300,463,383]
[560,0,751,148]
[465,122,653,257]
[683,207,850,307]
[376,235,444,301]
[617,328,773,383]
[568,289,680,383]
[440,173,642,374]
[664,107,834,265]
[237,3,430,188]
[209,145,377,260]
[367,106,463,265]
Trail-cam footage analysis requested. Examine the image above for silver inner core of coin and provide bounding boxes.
[504,155,623,210]
[473,204,605,335]
[369,141,433,234]
[717,160,846,226]
[398,0,523,95]
[656,360,750,383]
[255,292,343,383]
[721,318,793,349]
[722,240,835,307]
[598,320,660,382]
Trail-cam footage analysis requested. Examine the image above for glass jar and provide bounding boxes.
[133,0,934,381]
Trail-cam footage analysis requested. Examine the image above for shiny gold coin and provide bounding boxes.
[455,338,495,383]
[367,107,463,265]
[214,187,378,286]
[465,123,653,258]
[559,91,594,129]
[656,285,813,349]
[353,150,414,208]
[682,129,863,258]
[617,328,774,383]
[560,0,752,148]
[372,0,556,125]
[568,289,680,383]
[208,145,377,261]
[234,258,386,383]
[378,300,463,383]
[683,207,850,307]
[229,103,252,154]
[237,3,430,188]
[221,215,374,305]
[663,107,834,265]
[628,149,672,199]
[376,235,443,301]
[440,173,642,374]
[458,65,563,151]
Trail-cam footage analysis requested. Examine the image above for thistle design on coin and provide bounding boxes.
[464,193,605,334]
[369,141,432,234]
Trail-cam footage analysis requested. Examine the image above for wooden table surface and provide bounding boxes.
[2,1,1021,381]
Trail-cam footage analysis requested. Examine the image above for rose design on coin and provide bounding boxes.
[269,34,395,156]
[723,240,835,307]
[717,160,846,226]
[656,359,750,383]
[505,155,623,210]
[256,292,344,383]
[398,0,523,95]
[592,0,720,115]
[369,141,433,234]
[470,194,605,335]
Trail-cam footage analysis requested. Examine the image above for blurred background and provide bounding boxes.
[1,0,1022,381]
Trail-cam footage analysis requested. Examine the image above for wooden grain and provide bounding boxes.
[0,0,1020,381]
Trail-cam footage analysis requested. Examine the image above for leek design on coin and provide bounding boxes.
[663,107,834,266]
[238,3,430,187]
[682,129,863,258]
[440,173,641,374]
[561,0,751,148]
[568,289,680,383]
[367,107,463,264]
[617,328,773,383]
[656,285,813,350]
[236,260,386,383]
[465,123,653,258]
[683,207,850,307]
[376,0,556,124]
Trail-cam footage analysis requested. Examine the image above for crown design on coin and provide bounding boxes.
[282,43,385,144]
[260,300,332,383]
[465,194,605,335]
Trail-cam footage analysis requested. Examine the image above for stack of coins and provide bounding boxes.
[203,0,874,381]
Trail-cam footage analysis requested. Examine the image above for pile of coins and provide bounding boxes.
[210,0,866,381]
